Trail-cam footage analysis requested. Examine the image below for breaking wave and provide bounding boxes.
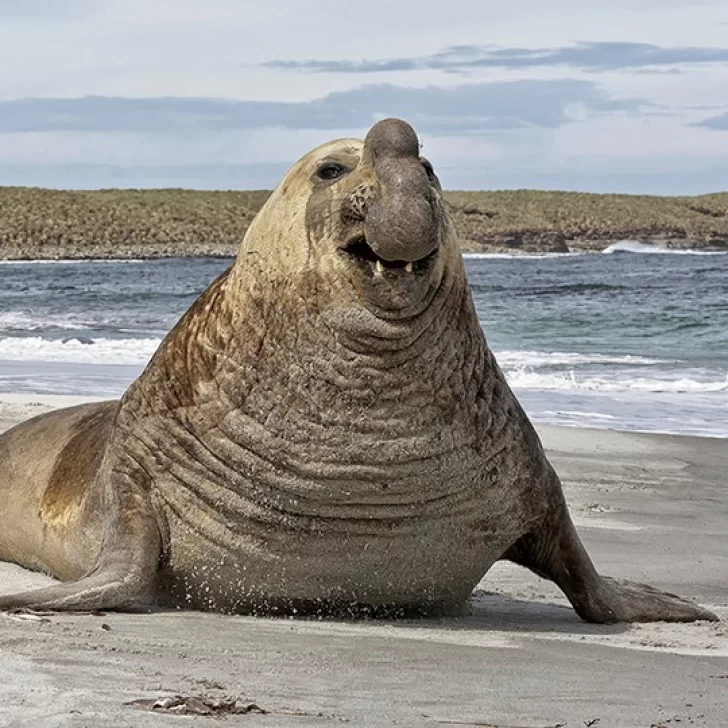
[495,349,664,368]
[463,252,583,260]
[0,336,159,366]
[504,366,728,394]
[602,240,728,255]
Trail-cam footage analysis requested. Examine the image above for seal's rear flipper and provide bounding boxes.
[0,562,155,611]
[504,505,718,623]
[0,509,162,612]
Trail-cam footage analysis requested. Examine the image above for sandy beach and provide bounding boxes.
[0,394,726,728]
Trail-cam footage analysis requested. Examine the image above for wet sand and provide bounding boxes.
[1,395,726,727]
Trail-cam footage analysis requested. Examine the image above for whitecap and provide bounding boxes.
[0,258,148,265]
[463,252,584,260]
[602,240,728,256]
[0,311,92,332]
[494,349,666,368]
[0,336,160,366]
[505,366,728,394]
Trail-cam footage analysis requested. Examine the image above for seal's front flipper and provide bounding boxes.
[591,575,718,623]
[504,506,718,623]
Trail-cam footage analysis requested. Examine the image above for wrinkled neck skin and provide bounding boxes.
[119,222,489,490]
[157,241,478,423]
[225,232,478,392]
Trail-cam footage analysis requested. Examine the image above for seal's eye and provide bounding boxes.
[316,162,347,181]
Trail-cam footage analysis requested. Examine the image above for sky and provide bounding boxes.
[0,0,727,194]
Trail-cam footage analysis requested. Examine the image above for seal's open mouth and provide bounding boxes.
[342,236,436,277]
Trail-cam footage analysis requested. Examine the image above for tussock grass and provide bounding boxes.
[0,187,726,259]
[448,190,728,250]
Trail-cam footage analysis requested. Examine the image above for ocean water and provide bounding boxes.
[0,246,726,437]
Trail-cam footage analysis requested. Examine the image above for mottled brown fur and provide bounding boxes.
[42,402,115,526]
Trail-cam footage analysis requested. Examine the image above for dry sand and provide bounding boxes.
[0,395,726,727]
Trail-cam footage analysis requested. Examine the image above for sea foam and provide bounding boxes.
[504,366,728,394]
[0,311,95,332]
[602,240,728,256]
[0,336,159,366]
[463,252,583,260]
[495,349,664,368]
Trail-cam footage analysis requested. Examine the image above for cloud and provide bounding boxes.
[0,0,93,19]
[3,161,725,196]
[0,80,647,136]
[0,162,289,190]
[265,41,728,74]
[693,111,728,130]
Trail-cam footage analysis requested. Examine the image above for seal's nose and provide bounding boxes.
[364,118,420,160]
[362,118,439,263]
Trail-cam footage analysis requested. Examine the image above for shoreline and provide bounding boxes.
[0,239,726,261]
[1,392,726,725]
[0,243,726,265]
[1,391,726,441]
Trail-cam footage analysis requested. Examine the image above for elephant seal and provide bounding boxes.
[0,119,716,622]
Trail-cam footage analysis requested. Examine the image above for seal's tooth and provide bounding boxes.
[405,262,413,273]
[375,260,385,275]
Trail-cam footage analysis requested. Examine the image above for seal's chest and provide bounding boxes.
[160,433,519,614]
[159,372,514,611]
